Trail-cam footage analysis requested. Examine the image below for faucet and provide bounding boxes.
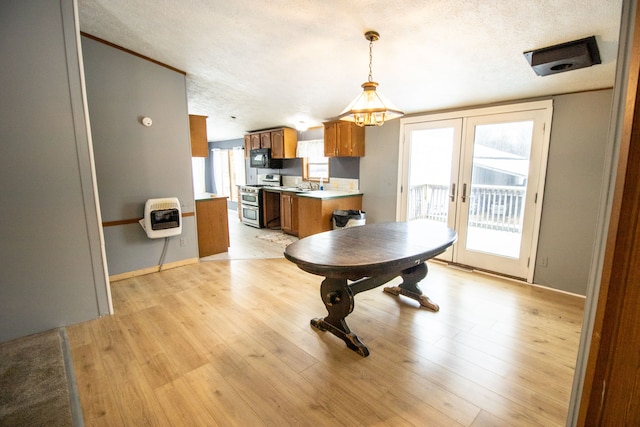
[298,181,314,190]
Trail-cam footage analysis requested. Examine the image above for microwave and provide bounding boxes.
[249,148,283,169]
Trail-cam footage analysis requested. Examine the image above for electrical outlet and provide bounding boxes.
[538,256,548,267]
[180,238,186,247]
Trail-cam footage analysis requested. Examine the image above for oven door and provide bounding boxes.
[240,191,260,206]
[241,204,262,228]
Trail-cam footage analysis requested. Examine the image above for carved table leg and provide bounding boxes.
[310,277,370,357]
[383,263,440,311]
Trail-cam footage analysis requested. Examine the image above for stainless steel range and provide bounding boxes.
[239,174,281,228]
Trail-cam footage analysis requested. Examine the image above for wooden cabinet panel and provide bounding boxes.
[292,196,299,235]
[250,133,261,150]
[324,121,338,157]
[323,120,364,157]
[297,195,363,238]
[189,115,209,157]
[260,132,271,149]
[271,130,284,158]
[262,190,281,229]
[196,198,229,257]
[280,192,298,236]
[244,135,251,158]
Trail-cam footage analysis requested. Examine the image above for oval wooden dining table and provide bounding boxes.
[284,220,457,357]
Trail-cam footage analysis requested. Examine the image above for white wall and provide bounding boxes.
[0,0,109,342]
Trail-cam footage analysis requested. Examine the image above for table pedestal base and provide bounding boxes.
[310,317,370,357]
[383,263,440,311]
[310,262,437,357]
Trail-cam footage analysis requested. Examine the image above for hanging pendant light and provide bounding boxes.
[338,30,404,127]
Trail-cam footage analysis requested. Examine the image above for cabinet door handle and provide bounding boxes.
[450,183,456,202]
[461,183,467,203]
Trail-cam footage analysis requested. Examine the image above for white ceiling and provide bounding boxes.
[78,0,624,141]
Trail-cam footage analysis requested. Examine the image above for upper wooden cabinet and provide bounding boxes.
[250,133,261,150]
[189,115,209,157]
[260,132,271,149]
[244,127,297,159]
[323,120,365,157]
[270,128,297,158]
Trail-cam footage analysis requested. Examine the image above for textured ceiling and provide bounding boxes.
[78,0,623,141]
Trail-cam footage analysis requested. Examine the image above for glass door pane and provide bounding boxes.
[405,119,462,262]
[455,108,549,279]
[408,128,454,222]
[465,120,533,258]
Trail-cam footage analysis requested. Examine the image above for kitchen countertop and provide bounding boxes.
[263,187,362,200]
[194,193,228,201]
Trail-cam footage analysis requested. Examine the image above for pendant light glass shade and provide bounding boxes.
[338,31,404,127]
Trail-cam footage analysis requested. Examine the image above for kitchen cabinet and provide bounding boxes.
[297,193,363,238]
[260,132,271,149]
[323,120,365,157]
[270,128,297,158]
[195,195,230,257]
[189,115,209,157]
[250,133,261,150]
[243,135,251,157]
[244,127,298,159]
[281,191,299,236]
[262,189,281,229]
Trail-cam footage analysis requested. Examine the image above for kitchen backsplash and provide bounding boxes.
[282,176,359,191]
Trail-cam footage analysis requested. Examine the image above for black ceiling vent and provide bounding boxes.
[524,36,601,76]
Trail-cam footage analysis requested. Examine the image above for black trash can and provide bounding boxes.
[332,210,366,229]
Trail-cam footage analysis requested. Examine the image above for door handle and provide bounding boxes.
[450,183,456,202]
[461,183,467,202]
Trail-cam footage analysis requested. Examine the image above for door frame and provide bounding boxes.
[397,100,553,282]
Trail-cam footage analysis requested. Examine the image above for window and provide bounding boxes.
[192,157,206,194]
[211,147,245,201]
[297,139,329,182]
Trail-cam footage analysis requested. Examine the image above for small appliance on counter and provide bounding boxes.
[249,148,283,169]
[139,197,182,239]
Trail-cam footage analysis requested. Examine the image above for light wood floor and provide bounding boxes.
[68,250,584,426]
[201,210,298,261]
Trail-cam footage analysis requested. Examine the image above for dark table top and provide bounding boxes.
[284,221,457,280]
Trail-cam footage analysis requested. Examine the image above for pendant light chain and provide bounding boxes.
[368,38,374,82]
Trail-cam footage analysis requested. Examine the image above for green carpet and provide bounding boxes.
[0,328,81,426]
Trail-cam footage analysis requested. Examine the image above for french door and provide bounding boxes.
[398,101,553,281]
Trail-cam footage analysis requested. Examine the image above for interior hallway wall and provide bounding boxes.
[81,36,199,276]
[0,0,109,342]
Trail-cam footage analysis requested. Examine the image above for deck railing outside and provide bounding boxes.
[408,184,526,233]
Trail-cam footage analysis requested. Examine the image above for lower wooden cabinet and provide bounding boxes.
[281,192,299,236]
[195,197,230,257]
[297,195,363,238]
[262,190,281,229]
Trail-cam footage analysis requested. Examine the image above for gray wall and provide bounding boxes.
[534,90,613,294]
[82,36,199,276]
[361,90,613,295]
[360,120,402,224]
[0,0,110,342]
